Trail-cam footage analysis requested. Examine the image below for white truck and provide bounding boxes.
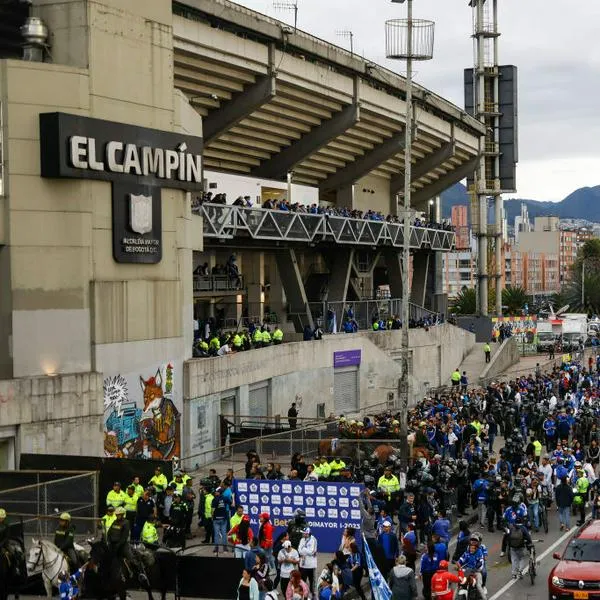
[536,320,557,353]
[561,314,588,352]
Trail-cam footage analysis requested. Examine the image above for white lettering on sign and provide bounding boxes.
[68,137,202,184]
[70,136,88,169]
[142,147,164,178]
[106,141,124,173]
[87,138,104,171]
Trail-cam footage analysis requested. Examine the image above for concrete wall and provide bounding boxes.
[353,175,391,215]
[182,324,475,466]
[0,373,104,464]
[478,337,520,384]
[0,0,203,460]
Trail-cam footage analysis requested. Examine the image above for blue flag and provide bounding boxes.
[362,534,392,600]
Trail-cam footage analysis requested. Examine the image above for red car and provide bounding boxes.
[549,521,600,600]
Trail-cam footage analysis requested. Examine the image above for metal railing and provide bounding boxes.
[0,471,98,541]
[193,274,244,293]
[221,413,327,441]
[195,203,456,251]
[309,298,440,331]
[184,421,339,471]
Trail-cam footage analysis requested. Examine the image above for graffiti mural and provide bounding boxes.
[103,363,181,460]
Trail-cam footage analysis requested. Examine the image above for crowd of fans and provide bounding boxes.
[188,350,600,599]
[192,191,455,232]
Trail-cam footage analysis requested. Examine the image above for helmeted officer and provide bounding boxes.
[54,512,78,568]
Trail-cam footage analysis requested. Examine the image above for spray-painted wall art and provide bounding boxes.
[103,363,181,460]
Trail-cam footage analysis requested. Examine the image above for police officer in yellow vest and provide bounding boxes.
[194,339,209,357]
[329,458,346,479]
[149,467,168,494]
[232,333,243,351]
[484,342,491,363]
[252,327,262,348]
[202,489,214,544]
[169,472,185,493]
[272,327,284,345]
[377,467,400,506]
[130,476,144,498]
[106,482,128,508]
[209,335,221,355]
[261,326,271,346]
[141,514,160,549]
[451,368,461,387]
[123,485,139,536]
[54,512,78,568]
[575,468,590,526]
[99,506,116,539]
[319,457,331,479]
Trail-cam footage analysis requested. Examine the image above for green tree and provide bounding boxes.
[501,286,528,315]
[563,271,600,314]
[452,287,476,315]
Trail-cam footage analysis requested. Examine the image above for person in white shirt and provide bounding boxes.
[549,395,557,411]
[539,456,553,489]
[217,343,232,356]
[298,527,318,596]
[583,460,596,483]
[278,540,300,595]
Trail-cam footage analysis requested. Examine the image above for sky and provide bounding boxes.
[233,0,600,202]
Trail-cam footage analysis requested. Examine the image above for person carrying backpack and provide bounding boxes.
[507,519,532,579]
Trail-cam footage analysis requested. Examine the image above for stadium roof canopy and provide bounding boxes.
[173,0,485,206]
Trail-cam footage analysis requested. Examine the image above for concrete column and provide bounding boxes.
[325,248,354,302]
[336,185,354,209]
[221,295,243,324]
[274,249,313,333]
[268,258,286,321]
[383,249,404,299]
[242,252,264,322]
[411,252,430,308]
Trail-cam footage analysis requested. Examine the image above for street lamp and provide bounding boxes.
[385,1,434,462]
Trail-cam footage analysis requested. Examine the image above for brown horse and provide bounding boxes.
[139,369,181,459]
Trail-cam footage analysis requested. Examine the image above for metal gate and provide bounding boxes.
[248,381,270,418]
[334,367,359,415]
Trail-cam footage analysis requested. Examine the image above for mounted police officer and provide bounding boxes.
[54,512,78,568]
[106,506,144,580]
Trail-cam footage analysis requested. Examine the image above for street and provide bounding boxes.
[16,509,581,600]
[449,508,579,600]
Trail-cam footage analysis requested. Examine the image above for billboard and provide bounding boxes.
[234,479,364,552]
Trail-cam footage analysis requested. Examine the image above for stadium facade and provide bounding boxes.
[0,0,482,468]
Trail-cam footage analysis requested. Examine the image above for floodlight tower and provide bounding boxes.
[468,0,510,317]
[385,0,434,461]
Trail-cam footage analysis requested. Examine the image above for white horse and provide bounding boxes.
[26,539,69,599]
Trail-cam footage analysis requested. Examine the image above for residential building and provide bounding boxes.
[451,205,470,250]
[509,249,560,296]
[443,233,477,298]
[514,203,532,242]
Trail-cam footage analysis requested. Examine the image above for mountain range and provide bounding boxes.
[441,183,600,225]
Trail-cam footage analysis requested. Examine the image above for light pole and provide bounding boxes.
[385,1,434,462]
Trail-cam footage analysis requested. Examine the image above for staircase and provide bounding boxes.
[457,342,499,383]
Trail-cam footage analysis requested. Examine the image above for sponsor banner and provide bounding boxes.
[234,479,364,552]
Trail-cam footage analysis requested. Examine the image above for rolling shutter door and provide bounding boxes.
[249,382,269,417]
[334,367,359,414]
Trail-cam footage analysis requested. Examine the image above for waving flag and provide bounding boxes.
[362,534,392,600]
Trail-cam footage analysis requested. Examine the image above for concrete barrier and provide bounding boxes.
[478,337,520,384]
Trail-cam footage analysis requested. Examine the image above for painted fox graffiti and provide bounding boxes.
[139,368,181,460]
[103,363,180,460]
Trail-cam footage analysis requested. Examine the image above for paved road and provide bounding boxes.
[17,509,580,600]
[450,508,579,600]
